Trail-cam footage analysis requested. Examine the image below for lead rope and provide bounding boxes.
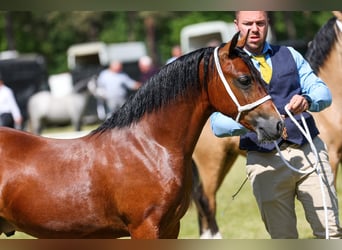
[275,105,329,239]
[231,105,329,239]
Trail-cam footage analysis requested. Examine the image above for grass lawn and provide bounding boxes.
[1,125,341,239]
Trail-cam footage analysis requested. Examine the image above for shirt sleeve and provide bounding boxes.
[96,71,106,88]
[121,74,137,89]
[287,46,332,112]
[210,112,249,137]
[7,88,21,121]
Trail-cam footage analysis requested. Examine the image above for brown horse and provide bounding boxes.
[191,12,342,239]
[0,32,284,239]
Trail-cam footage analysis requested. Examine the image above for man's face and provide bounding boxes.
[234,11,269,54]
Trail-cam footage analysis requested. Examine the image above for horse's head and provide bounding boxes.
[208,31,284,142]
[332,11,342,22]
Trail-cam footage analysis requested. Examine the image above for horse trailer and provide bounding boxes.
[67,41,147,82]
[180,20,274,53]
[0,51,48,127]
[66,41,147,121]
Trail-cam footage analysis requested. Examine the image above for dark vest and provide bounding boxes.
[239,45,319,152]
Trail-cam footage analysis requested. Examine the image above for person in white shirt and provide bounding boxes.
[0,72,22,128]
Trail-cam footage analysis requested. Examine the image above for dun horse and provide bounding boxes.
[0,32,283,239]
[191,12,342,239]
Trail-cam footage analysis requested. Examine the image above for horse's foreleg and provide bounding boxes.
[129,219,179,239]
[0,218,16,237]
[160,221,180,239]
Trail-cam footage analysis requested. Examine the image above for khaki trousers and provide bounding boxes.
[246,136,342,238]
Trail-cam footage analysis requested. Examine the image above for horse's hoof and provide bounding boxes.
[200,230,222,239]
[5,230,15,237]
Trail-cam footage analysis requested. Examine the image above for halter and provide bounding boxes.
[214,46,272,122]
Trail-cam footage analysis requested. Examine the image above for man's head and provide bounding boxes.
[109,60,123,73]
[171,45,182,58]
[234,11,269,55]
[138,56,153,73]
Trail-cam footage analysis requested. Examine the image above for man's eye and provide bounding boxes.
[257,21,266,27]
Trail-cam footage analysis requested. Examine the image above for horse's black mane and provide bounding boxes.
[305,17,338,73]
[91,41,260,134]
[91,46,215,134]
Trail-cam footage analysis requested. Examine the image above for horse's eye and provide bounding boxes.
[238,75,251,86]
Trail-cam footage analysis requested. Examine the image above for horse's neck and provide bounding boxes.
[317,30,342,110]
[140,97,211,156]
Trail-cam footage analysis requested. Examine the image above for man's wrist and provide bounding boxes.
[303,95,312,107]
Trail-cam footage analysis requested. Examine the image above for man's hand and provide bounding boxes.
[287,94,309,115]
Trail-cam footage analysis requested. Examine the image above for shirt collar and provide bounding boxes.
[243,42,273,57]
[262,42,273,55]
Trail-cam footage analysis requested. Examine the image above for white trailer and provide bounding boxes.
[180,20,273,53]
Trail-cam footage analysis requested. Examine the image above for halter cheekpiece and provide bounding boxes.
[213,46,272,122]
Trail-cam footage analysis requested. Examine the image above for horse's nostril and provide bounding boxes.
[277,120,284,133]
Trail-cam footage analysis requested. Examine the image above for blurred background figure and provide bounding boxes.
[206,39,221,47]
[166,45,182,64]
[96,60,141,118]
[138,55,159,84]
[0,71,22,129]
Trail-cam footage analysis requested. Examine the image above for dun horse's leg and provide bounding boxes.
[192,160,209,235]
[191,160,221,239]
[193,148,241,239]
[328,150,341,187]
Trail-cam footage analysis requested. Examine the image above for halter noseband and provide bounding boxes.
[214,46,272,122]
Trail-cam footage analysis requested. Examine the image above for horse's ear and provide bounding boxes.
[237,29,250,48]
[226,30,250,58]
[332,11,342,21]
[228,31,241,57]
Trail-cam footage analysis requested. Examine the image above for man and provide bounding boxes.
[210,11,342,238]
[0,71,22,129]
[138,55,159,84]
[166,45,182,64]
[96,60,141,117]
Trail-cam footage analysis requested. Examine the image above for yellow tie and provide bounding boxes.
[253,55,272,84]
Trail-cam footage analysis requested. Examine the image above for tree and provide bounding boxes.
[3,12,16,51]
[0,11,334,74]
